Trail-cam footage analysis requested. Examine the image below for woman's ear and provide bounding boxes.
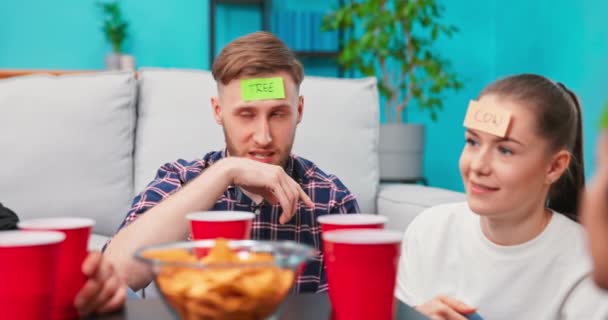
[546,150,571,184]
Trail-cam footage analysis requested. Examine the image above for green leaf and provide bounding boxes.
[377,82,394,100]
[601,102,608,129]
[321,14,336,31]
[430,111,438,122]
[431,25,439,40]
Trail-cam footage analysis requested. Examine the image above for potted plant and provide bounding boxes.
[98,1,134,70]
[322,0,462,181]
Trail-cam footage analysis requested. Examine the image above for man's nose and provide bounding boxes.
[252,118,272,146]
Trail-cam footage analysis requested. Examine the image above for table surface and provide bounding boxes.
[93,292,429,320]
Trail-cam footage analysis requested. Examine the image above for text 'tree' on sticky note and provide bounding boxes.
[240,77,286,102]
[463,100,512,137]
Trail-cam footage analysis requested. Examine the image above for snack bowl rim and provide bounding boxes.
[134,239,316,270]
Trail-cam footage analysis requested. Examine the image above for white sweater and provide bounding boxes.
[395,202,608,320]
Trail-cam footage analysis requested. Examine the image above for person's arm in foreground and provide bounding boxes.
[581,131,608,289]
[74,252,127,316]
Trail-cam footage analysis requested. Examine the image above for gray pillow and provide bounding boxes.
[0,72,137,236]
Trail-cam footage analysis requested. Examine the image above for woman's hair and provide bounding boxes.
[479,74,584,221]
[211,31,304,88]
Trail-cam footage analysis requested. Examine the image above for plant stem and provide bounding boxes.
[396,26,416,123]
[379,56,393,123]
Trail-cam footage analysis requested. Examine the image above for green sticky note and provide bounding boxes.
[240,77,285,101]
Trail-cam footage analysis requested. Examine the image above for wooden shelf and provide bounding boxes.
[209,0,345,77]
[294,51,339,58]
[0,69,94,79]
[214,0,265,4]
[209,0,271,67]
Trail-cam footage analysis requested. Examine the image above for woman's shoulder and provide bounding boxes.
[549,212,588,253]
[551,211,584,231]
[402,202,475,259]
[407,201,472,235]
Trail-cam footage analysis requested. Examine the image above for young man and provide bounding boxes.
[104,31,360,293]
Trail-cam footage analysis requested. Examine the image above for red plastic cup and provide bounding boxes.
[0,230,65,320]
[317,214,387,233]
[186,211,255,258]
[323,229,402,320]
[18,217,95,320]
[186,211,255,240]
[318,214,387,298]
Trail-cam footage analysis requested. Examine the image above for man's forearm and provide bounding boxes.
[104,160,234,290]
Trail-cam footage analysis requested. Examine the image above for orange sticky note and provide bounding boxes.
[463,100,512,137]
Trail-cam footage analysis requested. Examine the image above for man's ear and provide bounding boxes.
[211,96,222,125]
[296,95,304,124]
[546,150,571,184]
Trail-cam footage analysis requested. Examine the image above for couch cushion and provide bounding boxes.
[135,69,379,213]
[377,184,466,231]
[0,72,136,236]
[134,68,224,193]
[297,76,379,213]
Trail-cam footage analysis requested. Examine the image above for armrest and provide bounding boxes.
[377,183,465,232]
[88,233,111,251]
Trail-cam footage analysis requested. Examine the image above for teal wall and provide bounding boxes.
[1,0,606,192]
[407,0,608,191]
[0,0,206,69]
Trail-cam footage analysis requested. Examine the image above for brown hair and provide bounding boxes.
[211,31,304,88]
[479,74,584,221]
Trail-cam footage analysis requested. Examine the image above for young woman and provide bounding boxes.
[395,74,606,319]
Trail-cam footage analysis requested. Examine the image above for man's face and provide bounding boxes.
[211,71,303,167]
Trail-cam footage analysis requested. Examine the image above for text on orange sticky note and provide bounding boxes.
[463,100,512,137]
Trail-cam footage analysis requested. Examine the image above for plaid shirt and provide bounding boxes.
[117,150,360,293]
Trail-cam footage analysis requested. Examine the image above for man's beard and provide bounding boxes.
[222,128,296,169]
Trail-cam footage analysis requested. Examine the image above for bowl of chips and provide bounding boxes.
[135,239,315,320]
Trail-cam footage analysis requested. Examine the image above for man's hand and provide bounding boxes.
[224,157,315,224]
[74,252,127,316]
[415,295,476,320]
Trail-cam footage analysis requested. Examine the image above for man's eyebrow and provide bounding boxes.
[270,103,291,110]
[232,106,256,112]
[232,103,292,113]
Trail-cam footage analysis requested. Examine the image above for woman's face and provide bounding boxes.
[459,94,566,219]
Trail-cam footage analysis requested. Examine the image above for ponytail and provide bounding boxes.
[547,83,585,221]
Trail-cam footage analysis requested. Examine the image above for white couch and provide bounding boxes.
[0,68,464,250]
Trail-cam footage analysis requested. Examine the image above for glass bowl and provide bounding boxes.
[135,239,316,320]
